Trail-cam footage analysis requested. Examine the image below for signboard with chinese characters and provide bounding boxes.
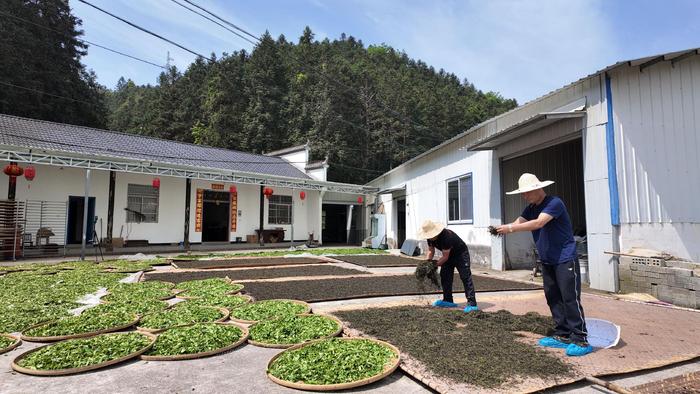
[211,183,224,190]
[230,192,238,232]
[195,188,203,232]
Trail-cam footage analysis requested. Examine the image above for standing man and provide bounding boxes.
[418,220,478,312]
[497,173,592,357]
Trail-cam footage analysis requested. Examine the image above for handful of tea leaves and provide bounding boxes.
[415,260,441,289]
[487,226,502,237]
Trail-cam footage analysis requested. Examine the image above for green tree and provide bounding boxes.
[0,0,107,127]
[241,32,289,153]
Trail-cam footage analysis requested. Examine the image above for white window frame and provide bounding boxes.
[126,184,159,223]
[445,173,474,224]
[268,195,293,225]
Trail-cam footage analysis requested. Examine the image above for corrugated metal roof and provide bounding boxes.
[0,114,311,179]
[469,111,586,150]
[367,47,700,185]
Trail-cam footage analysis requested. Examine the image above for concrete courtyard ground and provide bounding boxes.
[1,249,698,393]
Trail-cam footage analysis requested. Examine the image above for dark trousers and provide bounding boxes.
[440,250,477,306]
[541,259,588,343]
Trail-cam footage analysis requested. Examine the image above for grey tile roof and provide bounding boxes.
[0,114,311,179]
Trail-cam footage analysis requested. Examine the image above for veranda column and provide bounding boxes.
[105,171,115,252]
[183,178,191,250]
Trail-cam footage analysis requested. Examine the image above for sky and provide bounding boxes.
[71,0,700,104]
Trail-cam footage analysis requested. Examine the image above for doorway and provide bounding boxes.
[67,196,95,244]
[322,204,347,244]
[396,199,406,248]
[321,203,364,245]
[202,190,230,242]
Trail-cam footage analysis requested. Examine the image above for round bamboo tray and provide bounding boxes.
[102,288,181,302]
[174,277,244,297]
[177,293,253,303]
[136,307,229,334]
[140,322,249,361]
[230,299,311,324]
[11,332,157,376]
[20,314,141,343]
[0,334,22,355]
[103,268,155,274]
[96,298,170,312]
[266,337,401,391]
[248,314,343,349]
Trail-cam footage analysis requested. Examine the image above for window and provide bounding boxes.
[127,184,159,223]
[268,195,292,224]
[446,174,473,223]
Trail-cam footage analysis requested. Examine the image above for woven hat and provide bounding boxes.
[506,173,554,195]
[416,220,445,240]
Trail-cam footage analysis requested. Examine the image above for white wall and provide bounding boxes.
[610,56,700,262]
[115,172,185,244]
[276,149,308,173]
[306,166,327,181]
[371,141,496,264]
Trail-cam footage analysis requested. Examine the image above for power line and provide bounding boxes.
[0,10,167,69]
[181,0,259,42]
[76,0,214,62]
[0,81,98,106]
[168,0,258,46]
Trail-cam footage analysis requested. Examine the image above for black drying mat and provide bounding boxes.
[145,264,369,283]
[171,257,327,269]
[239,274,541,302]
[330,254,420,267]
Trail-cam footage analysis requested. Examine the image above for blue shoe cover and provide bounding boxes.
[432,300,458,308]
[538,336,569,349]
[566,343,593,356]
[463,305,479,313]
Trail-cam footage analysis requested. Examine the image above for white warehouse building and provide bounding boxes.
[369,47,700,293]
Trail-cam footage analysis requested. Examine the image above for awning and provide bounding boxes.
[469,111,586,150]
[377,184,406,195]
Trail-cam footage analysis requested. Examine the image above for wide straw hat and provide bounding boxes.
[416,220,445,240]
[506,173,555,195]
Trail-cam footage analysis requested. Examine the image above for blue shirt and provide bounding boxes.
[521,195,577,265]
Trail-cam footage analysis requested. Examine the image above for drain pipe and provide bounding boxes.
[605,73,622,292]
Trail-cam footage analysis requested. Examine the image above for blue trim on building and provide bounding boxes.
[605,74,621,226]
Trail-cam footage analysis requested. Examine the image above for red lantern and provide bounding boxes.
[152,177,160,189]
[24,166,35,181]
[3,163,24,177]
[299,191,306,200]
[357,196,364,204]
[229,185,237,194]
[263,187,274,199]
